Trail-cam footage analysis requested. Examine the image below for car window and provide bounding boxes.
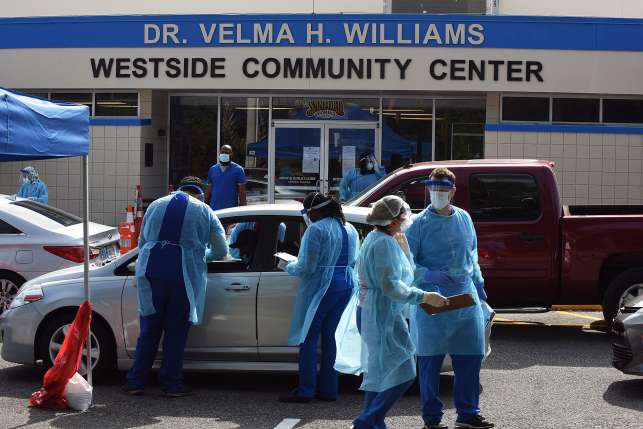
[469,173,542,222]
[11,201,82,226]
[343,172,397,206]
[388,176,431,213]
[0,218,22,234]
[208,218,265,272]
[114,254,138,276]
[245,180,268,204]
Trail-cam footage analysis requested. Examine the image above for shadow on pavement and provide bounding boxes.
[602,378,643,411]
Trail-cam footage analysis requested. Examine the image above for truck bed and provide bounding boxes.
[564,205,643,216]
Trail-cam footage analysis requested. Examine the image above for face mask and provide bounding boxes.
[22,177,30,184]
[366,163,374,171]
[399,217,413,232]
[430,190,451,210]
[219,153,230,163]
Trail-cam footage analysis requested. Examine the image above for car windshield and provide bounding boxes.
[11,201,82,227]
[343,172,397,207]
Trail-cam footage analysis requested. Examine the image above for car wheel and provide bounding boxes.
[602,267,643,326]
[0,271,25,314]
[40,313,115,381]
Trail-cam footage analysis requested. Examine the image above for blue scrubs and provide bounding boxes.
[206,162,247,211]
[297,223,354,398]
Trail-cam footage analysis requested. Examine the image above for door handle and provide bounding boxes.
[225,283,251,291]
[517,234,546,241]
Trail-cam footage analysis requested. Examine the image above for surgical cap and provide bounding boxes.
[366,196,405,226]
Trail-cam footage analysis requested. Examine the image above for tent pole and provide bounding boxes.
[82,154,92,390]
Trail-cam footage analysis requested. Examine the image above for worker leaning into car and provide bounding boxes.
[122,176,228,398]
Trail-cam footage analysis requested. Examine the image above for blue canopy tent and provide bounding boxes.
[0,87,94,387]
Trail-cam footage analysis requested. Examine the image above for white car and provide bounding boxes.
[0,204,494,379]
[0,196,120,313]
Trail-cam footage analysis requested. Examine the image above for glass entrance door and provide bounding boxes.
[271,122,379,204]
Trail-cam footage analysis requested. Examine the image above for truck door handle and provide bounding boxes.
[225,284,251,291]
[517,234,546,241]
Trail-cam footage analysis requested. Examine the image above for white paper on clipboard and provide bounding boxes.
[275,252,298,271]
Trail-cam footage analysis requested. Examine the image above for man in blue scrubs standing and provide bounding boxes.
[204,145,247,211]
[122,176,228,398]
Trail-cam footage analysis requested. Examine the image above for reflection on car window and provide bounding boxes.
[12,201,82,226]
[469,173,541,222]
[390,177,431,213]
[209,219,264,272]
[0,218,22,234]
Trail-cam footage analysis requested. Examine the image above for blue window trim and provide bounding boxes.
[485,123,643,135]
[89,119,151,126]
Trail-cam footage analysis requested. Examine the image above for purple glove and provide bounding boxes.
[475,282,487,301]
[425,269,454,285]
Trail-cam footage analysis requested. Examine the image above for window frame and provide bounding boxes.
[468,172,543,223]
[13,90,140,119]
[0,217,23,235]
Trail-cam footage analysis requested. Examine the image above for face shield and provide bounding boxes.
[426,180,455,210]
[301,194,331,226]
[397,202,413,232]
[178,184,205,202]
[19,168,30,185]
[359,154,377,171]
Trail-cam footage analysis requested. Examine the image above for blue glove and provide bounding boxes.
[425,269,454,285]
[475,282,487,301]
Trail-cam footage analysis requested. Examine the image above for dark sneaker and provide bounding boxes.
[166,385,193,398]
[425,418,448,428]
[314,393,337,402]
[121,382,143,395]
[455,415,494,428]
[279,389,313,403]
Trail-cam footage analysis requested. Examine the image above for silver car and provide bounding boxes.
[0,204,494,379]
[611,293,643,376]
[0,196,120,313]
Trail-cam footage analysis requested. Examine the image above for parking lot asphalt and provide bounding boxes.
[1,311,642,429]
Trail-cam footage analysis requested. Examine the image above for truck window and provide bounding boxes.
[390,176,431,213]
[469,174,541,222]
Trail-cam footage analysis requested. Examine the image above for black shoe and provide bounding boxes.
[425,418,448,428]
[166,384,193,398]
[279,389,313,403]
[455,415,494,428]
[121,382,143,395]
[314,393,337,402]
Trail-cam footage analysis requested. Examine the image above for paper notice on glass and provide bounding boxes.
[342,145,356,176]
[302,147,320,173]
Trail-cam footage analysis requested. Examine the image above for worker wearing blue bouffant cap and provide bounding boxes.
[405,167,493,429]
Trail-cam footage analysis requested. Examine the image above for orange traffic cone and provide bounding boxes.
[135,186,143,240]
[119,222,132,254]
[126,205,136,248]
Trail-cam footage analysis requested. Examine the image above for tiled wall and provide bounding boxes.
[0,90,169,227]
[485,130,643,205]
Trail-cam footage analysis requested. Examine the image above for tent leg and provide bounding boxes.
[82,154,93,394]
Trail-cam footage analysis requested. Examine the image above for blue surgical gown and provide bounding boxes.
[406,205,485,356]
[335,230,425,392]
[206,162,247,211]
[17,181,49,204]
[136,192,228,325]
[338,166,386,201]
[286,217,360,346]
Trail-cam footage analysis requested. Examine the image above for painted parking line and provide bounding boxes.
[553,311,604,321]
[274,419,301,429]
[495,321,608,328]
[552,305,602,311]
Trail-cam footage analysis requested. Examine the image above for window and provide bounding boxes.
[383,98,431,165]
[391,0,486,14]
[469,174,541,222]
[390,177,431,213]
[0,218,22,234]
[210,218,265,272]
[272,97,379,120]
[270,219,305,270]
[502,97,550,122]
[435,99,486,161]
[49,93,93,115]
[552,98,600,123]
[12,201,82,226]
[114,254,138,276]
[603,99,643,124]
[95,93,137,117]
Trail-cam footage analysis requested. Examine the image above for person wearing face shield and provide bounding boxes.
[203,145,247,211]
[338,152,386,203]
[334,195,448,429]
[123,176,228,398]
[16,166,49,204]
[279,193,360,403]
[405,168,492,429]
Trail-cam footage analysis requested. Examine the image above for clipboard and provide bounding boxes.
[420,293,477,315]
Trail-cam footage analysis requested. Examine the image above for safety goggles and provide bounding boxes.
[425,180,455,192]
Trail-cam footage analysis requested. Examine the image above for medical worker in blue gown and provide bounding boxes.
[339,152,386,203]
[334,196,448,429]
[279,193,360,403]
[17,166,48,204]
[406,167,494,429]
[123,176,228,398]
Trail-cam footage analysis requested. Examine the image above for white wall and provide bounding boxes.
[0,0,382,18]
[499,0,643,18]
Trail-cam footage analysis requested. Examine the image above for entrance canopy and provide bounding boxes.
[0,88,89,161]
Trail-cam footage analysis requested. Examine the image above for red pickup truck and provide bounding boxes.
[345,159,643,323]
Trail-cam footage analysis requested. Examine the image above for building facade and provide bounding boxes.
[1,1,643,226]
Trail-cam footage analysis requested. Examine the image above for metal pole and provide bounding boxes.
[82,155,92,391]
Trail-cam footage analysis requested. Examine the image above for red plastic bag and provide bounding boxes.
[30,301,92,409]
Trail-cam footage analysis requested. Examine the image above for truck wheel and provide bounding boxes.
[602,267,643,325]
[40,312,116,382]
[0,271,25,314]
